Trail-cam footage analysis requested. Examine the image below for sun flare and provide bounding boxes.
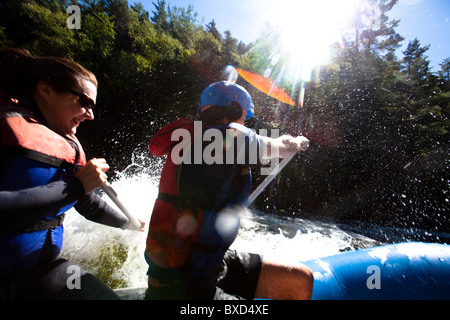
[260,0,359,81]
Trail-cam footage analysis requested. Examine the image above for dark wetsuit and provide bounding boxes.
[0,102,127,299]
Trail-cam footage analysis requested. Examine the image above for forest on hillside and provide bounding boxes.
[1,0,449,233]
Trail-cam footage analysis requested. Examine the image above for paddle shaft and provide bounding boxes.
[247,152,296,206]
[100,182,141,229]
[231,67,304,206]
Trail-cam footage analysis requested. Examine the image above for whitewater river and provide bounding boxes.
[60,162,443,289]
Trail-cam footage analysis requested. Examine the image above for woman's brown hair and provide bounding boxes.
[0,47,97,101]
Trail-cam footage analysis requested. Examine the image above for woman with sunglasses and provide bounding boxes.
[0,48,142,299]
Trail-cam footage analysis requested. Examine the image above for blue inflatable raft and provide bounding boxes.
[115,242,450,300]
[301,242,450,300]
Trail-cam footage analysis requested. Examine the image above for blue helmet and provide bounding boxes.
[198,81,254,120]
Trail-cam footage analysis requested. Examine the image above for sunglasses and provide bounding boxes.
[67,88,96,110]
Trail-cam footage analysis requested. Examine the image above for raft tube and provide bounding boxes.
[115,242,450,300]
[301,242,450,300]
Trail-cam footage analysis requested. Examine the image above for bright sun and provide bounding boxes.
[260,0,360,81]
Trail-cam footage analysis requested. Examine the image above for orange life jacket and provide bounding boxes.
[145,118,201,269]
[0,103,86,171]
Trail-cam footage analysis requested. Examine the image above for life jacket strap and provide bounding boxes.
[157,192,197,213]
[1,145,81,173]
[1,214,65,233]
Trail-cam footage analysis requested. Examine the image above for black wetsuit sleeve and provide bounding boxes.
[74,192,129,229]
[0,176,85,231]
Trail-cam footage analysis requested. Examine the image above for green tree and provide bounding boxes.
[401,38,431,81]
[350,0,404,56]
[131,2,150,22]
[0,26,13,47]
[439,57,450,81]
[151,0,169,32]
[73,12,116,70]
[21,2,76,57]
[100,0,133,50]
[222,30,239,64]
[205,19,221,41]
[167,5,202,48]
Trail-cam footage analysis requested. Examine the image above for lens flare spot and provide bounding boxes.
[176,214,197,237]
[222,65,239,84]
[215,207,241,241]
[236,68,296,106]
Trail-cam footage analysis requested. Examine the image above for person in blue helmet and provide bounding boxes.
[145,81,313,300]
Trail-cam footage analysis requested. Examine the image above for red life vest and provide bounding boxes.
[145,119,249,271]
[145,118,202,269]
[0,103,86,171]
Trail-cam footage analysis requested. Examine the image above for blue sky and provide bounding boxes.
[133,0,449,71]
[390,0,450,71]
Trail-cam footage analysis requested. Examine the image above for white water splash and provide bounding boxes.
[61,168,379,289]
[61,172,157,288]
[233,209,379,264]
